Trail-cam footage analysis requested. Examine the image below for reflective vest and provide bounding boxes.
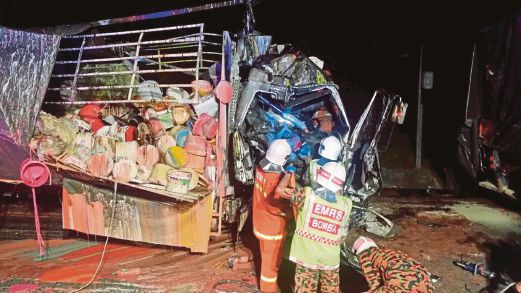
[289,187,352,270]
[252,167,289,241]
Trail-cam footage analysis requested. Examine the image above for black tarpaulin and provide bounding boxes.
[478,12,521,159]
[457,12,521,194]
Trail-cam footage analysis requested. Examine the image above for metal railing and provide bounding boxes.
[46,24,223,105]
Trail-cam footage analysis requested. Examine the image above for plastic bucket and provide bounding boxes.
[19,159,51,188]
[163,146,188,169]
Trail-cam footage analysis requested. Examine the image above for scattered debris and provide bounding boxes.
[227,255,252,270]
[453,260,495,279]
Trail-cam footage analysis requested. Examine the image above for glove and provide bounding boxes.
[287,152,297,163]
[285,164,297,173]
[352,236,378,255]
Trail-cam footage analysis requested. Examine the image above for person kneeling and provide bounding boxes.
[353,236,434,293]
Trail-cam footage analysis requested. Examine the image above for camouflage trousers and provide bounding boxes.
[358,247,434,293]
[294,264,339,293]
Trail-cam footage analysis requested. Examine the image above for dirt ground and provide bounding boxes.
[0,191,520,292]
[348,191,521,293]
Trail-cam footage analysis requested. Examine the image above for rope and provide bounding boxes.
[498,282,516,293]
[31,188,45,256]
[69,182,118,293]
[19,156,52,256]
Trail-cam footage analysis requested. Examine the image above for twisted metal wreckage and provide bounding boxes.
[0,0,407,257]
[230,40,408,239]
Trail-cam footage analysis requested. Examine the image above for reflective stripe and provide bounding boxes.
[260,274,277,283]
[255,181,267,199]
[309,160,318,183]
[253,227,283,241]
[302,189,316,232]
[295,228,340,246]
[254,180,268,198]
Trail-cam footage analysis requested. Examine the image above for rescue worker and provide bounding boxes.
[289,161,353,293]
[352,236,434,293]
[302,135,343,189]
[253,139,294,293]
[312,107,335,135]
[302,107,342,161]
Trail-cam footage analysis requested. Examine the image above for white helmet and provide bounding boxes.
[316,162,346,193]
[318,136,342,161]
[265,139,292,166]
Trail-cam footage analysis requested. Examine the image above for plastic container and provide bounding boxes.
[170,105,191,125]
[78,104,102,121]
[87,152,113,177]
[115,141,139,162]
[193,95,219,118]
[193,113,218,139]
[19,159,51,187]
[156,135,176,154]
[183,135,207,169]
[137,80,163,100]
[113,159,138,182]
[191,80,213,97]
[206,154,217,186]
[149,163,174,186]
[181,168,199,190]
[166,169,192,193]
[163,146,188,169]
[137,145,160,168]
[136,165,152,182]
[166,86,190,101]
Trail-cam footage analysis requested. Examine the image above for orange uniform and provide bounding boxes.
[253,166,291,292]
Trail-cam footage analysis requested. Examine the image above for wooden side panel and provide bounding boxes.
[61,178,212,252]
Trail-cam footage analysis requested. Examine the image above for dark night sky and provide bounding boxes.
[1,1,518,37]
[1,1,518,87]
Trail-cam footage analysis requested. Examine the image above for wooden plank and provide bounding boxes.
[45,160,211,203]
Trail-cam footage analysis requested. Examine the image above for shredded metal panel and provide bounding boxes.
[0,27,61,144]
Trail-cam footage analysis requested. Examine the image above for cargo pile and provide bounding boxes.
[31,79,221,199]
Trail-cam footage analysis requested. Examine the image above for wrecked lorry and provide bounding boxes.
[0,0,406,259]
[228,34,408,237]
